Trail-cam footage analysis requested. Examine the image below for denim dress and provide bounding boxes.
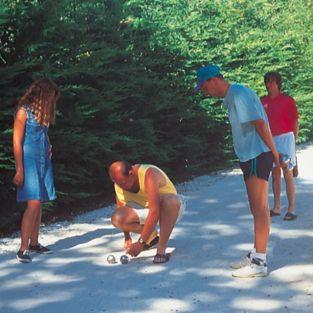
[17,105,56,202]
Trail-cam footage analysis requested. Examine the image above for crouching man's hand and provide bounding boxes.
[124,238,132,251]
[127,241,144,257]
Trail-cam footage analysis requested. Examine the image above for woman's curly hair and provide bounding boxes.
[18,77,60,126]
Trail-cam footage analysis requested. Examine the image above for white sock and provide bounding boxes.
[254,252,266,263]
[249,247,256,258]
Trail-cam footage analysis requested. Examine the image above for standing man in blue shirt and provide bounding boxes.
[196,65,280,278]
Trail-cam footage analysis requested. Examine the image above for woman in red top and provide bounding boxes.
[261,72,299,221]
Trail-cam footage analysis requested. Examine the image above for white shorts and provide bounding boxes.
[128,194,186,225]
[273,132,296,169]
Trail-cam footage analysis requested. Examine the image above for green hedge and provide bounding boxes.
[0,0,312,232]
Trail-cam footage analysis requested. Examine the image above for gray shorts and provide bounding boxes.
[127,194,186,225]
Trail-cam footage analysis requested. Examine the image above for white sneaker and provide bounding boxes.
[232,258,268,278]
[230,252,252,269]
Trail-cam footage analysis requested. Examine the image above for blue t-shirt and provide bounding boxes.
[223,84,270,162]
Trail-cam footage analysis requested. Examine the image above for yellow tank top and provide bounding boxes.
[114,164,177,208]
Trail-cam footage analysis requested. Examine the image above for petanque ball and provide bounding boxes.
[120,254,129,264]
[107,254,116,264]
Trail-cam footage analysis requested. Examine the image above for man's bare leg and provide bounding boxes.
[111,206,143,250]
[111,206,143,233]
[271,166,282,214]
[232,176,269,277]
[111,206,158,249]
[283,169,295,213]
[157,194,180,255]
[245,176,270,254]
[111,197,180,255]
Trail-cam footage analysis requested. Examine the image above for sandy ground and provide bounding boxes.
[0,143,313,313]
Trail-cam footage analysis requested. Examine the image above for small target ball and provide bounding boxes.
[120,254,129,264]
[107,254,116,264]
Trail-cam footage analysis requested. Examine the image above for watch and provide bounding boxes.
[138,237,147,245]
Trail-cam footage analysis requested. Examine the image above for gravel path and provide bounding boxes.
[1,143,312,313]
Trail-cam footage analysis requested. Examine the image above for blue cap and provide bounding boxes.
[195,65,221,91]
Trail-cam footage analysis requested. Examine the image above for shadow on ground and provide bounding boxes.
[0,159,313,313]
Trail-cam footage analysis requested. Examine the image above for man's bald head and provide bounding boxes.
[109,161,132,182]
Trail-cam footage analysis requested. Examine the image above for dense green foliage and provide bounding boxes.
[0,0,312,232]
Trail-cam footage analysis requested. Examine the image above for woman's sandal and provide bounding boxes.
[153,253,171,264]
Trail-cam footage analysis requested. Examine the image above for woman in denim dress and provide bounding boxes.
[13,78,60,263]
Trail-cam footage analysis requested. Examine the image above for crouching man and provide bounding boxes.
[109,161,185,264]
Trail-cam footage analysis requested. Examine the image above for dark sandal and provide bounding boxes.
[153,253,170,264]
[143,236,159,251]
[270,210,281,217]
[283,212,297,221]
